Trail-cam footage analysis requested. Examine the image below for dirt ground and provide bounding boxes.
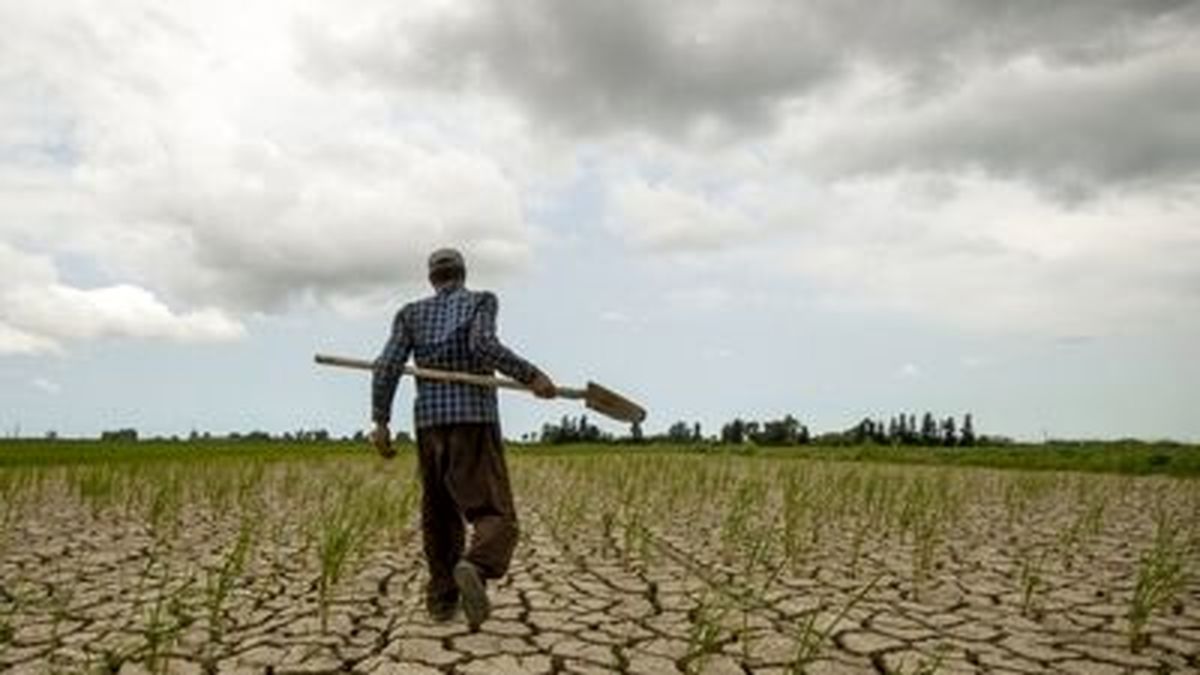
[0,452,1197,674]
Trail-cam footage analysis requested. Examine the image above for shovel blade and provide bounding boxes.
[584,382,647,424]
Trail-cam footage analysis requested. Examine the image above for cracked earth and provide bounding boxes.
[1,452,1197,674]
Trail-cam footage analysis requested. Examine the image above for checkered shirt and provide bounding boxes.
[372,284,540,429]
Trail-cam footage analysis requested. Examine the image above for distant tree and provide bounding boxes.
[941,416,957,446]
[100,428,138,442]
[746,415,804,446]
[666,421,693,443]
[721,418,746,444]
[961,414,976,446]
[851,418,869,444]
[394,430,413,444]
[693,422,702,442]
[798,424,811,444]
[745,421,761,441]
[44,430,58,440]
[538,415,611,444]
[631,420,644,443]
[920,413,938,445]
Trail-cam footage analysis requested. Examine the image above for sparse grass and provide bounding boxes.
[204,516,255,645]
[788,574,882,673]
[1018,542,1050,620]
[0,439,1197,670]
[685,593,734,674]
[142,578,195,675]
[1128,507,1190,652]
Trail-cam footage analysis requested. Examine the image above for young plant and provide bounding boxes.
[141,577,195,675]
[316,494,367,631]
[0,578,21,656]
[780,471,810,570]
[789,574,881,673]
[205,517,255,647]
[685,593,734,674]
[1128,509,1188,652]
[1018,543,1050,619]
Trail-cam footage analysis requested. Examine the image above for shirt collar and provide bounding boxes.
[434,281,464,295]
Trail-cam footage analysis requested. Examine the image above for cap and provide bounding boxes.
[428,247,466,271]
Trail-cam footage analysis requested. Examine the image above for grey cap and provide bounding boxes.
[428,247,466,271]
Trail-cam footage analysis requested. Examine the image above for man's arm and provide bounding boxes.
[469,292,556,397]
[371,309,412,455]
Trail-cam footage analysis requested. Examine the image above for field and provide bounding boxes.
[1,442,1198,674]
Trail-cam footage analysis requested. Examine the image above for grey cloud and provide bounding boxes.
[804,46,1200,195]
[313,0,1197,138]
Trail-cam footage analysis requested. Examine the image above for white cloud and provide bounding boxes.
[0,323,58,355]
[605,171,1200,336]
[0,1,535,330]
[960,356,988,369]
[664,286,734,313]
[783,175,1200,335]
[0,243,241,354]
[610,180,759,252]
[898,363,922,378]
[30,378,61,395]
[4,284,244,344]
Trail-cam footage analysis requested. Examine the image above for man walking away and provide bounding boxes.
[370,248,556,631]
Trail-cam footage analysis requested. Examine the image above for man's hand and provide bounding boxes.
[371,423,396,459]
[529,372,557,399]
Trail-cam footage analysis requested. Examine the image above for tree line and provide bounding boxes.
[90,428,410,443]
[78,412,985,447]
[534,412,989,447]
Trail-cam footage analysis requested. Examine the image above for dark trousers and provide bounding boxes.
[417,423,519,602]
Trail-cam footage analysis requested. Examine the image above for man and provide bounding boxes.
[371,248,556,631]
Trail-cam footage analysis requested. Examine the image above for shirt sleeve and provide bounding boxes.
[372,308,412,424]
[468,292,540,385]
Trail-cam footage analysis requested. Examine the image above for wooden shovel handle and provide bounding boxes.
[314,354,585,398]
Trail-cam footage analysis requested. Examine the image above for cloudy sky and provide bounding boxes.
[2,0,1198,441]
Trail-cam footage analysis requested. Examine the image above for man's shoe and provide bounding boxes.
[452,560,490,632]
[426,597,458,623]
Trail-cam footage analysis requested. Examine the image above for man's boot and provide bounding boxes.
[425,588,459,623]
[453,560,490,632]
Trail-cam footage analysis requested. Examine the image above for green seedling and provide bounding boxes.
[1018,543,1050,619]
[141,577,195,675]
[685,593,734,674]
[205,517,255,646]
[316,493,370,631]
[789,574,881,673]
[1128,509,1188,652]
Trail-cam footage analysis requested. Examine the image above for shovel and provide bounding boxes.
[314,353,647,424]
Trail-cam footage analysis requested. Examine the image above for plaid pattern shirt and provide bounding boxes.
[372,283,540,429]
